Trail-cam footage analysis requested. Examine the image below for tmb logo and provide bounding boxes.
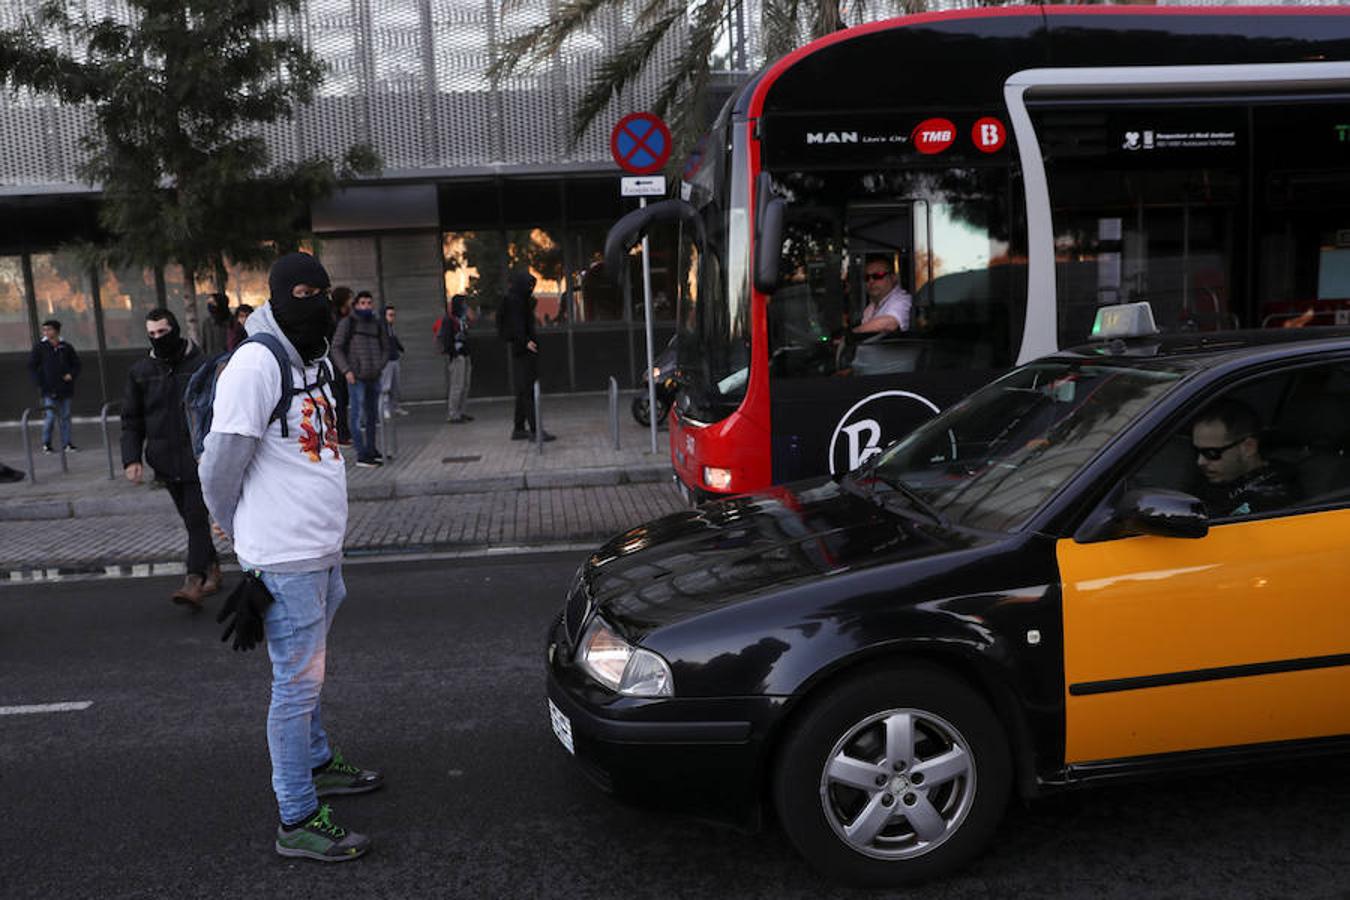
[911,118,956,155]
[828,390,941,475]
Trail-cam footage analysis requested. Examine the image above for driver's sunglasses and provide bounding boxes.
[863,271,891,282]
[1193,435,1250,461]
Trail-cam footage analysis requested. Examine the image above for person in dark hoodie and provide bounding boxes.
[201,252,381,863]
[121,308,219,608]
[330,289,388,466]
[500,271,555,441]
[201,292,233,357]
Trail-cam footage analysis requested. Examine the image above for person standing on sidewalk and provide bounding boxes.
[500,271,554,442]
[121,308,220,608]
[441,293,474,423]
[330,287,354,446]
[201,292,233,356]
[331,289,388,467]
[379,303,407,420]
[26,318,81,453]
[200,251,382,862]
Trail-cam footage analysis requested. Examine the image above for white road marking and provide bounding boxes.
[0,701,93,716]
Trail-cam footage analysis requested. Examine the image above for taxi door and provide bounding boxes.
[1057,506,1350,765]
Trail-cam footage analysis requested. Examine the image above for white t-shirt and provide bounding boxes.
[863,286,912,331]
[210,342,347,567]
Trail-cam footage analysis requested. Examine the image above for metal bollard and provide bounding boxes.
[19,407,36,484]
[101,401,118,479]
[608,376,620,451]
[533,381,543,454]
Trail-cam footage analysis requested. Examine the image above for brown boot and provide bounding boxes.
[171,574,206,609]
[201,563,223,596]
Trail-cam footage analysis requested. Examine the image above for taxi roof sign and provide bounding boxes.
[1091,302,1159,341]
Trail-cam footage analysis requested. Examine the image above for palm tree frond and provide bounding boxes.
[570,3,685,144]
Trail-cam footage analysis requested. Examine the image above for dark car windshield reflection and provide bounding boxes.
[870,361,1186,531]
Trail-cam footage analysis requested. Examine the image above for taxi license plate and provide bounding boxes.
[548,699,574,755]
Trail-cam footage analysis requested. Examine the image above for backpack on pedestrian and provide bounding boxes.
[183,333,317,460]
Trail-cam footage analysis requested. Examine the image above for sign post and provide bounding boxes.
[611,112,672,455]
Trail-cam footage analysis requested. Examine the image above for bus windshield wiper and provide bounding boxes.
[872,472,949,529]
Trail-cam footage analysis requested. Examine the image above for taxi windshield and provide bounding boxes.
[868,360,1185,531]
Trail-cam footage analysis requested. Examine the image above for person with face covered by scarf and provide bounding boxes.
[201,291,233,357]
[121,308,219,607]
[200,252,382,862]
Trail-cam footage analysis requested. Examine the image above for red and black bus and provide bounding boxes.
[605,5,1350,502]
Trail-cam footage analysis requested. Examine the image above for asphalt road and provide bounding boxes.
[2,555,1347,900]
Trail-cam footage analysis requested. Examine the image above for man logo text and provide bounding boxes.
[806,132,858,144]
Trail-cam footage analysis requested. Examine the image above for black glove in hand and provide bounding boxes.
[216,570,276,652]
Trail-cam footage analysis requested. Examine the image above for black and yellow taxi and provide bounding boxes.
[545,309,1350,887]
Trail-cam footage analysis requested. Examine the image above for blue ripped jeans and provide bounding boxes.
[259,565,345,824]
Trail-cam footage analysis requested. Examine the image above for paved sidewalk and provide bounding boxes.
[0,392,686,573]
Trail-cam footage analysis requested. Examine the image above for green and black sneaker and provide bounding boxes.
[275,804,370,862]
[313,748,384,797]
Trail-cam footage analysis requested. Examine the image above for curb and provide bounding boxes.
[0,463,675,521]
[0,539,608,583]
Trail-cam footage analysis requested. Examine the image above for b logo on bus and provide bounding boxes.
[911,118,956,155]
[828,390,941,475]
[972,117,1006,153]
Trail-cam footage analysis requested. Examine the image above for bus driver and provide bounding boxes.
[854,255,912,334]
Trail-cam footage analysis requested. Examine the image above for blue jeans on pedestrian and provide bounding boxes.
[348,379,380,460]
[42,395,71,448]
[260,565,345,825]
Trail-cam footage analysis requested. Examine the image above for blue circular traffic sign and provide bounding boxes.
[610,112,672,175]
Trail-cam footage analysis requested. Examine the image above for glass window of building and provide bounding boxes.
[97,266,162,349]
[0,256,29,352]
[566,225,623,324]
[506,227,566,327]
[30,252,96,351]
[444,230,503,327]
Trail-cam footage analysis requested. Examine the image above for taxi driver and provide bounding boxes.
[1191,398,1295,517]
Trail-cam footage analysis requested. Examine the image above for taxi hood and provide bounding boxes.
[578,478,985,640]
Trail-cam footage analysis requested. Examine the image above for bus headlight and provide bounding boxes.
[703,466,733,491]
[578,617,674,697]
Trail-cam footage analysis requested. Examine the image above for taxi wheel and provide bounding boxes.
[773,663,1011,887]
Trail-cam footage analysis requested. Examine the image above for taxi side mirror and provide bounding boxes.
[1117,489,1209,540]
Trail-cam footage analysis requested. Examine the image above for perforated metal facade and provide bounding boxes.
[0,0,694,192]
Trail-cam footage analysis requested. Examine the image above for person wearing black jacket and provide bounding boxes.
[121,308,220,609]
[500,271,555,441]
[27,318,81,452]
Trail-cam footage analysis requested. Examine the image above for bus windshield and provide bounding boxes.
[677,112,752,424]
[863,360,1185,531]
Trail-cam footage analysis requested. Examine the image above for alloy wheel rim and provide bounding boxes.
[818,707,977,861]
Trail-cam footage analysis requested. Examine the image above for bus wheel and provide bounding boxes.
[773,664,1010,887]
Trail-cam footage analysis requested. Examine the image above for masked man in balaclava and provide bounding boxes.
[120,307,219,607]
[201,252,383,862]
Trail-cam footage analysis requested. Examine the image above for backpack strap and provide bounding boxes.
[242,333,296,438]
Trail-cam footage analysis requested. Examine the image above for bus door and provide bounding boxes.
[766,172,1023,484]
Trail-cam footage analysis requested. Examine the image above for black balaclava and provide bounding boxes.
[267,252,334,363]
[207,292,232,323]
[148,312,184,361]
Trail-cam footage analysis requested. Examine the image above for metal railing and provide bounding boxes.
[19,407,35,484]
[608,376,621,451]
[533,382,544,454]
[101,401,120,480]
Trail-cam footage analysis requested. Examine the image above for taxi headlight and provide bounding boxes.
[578,617,674,697]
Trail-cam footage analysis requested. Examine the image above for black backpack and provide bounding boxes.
[184,333,295,460]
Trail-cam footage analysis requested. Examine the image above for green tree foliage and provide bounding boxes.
[0,0,380,288]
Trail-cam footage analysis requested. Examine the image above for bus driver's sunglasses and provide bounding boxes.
[1193,435,1250,461]
[863,271,891,282]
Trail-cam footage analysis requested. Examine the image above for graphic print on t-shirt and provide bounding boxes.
[299,395,340,462]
